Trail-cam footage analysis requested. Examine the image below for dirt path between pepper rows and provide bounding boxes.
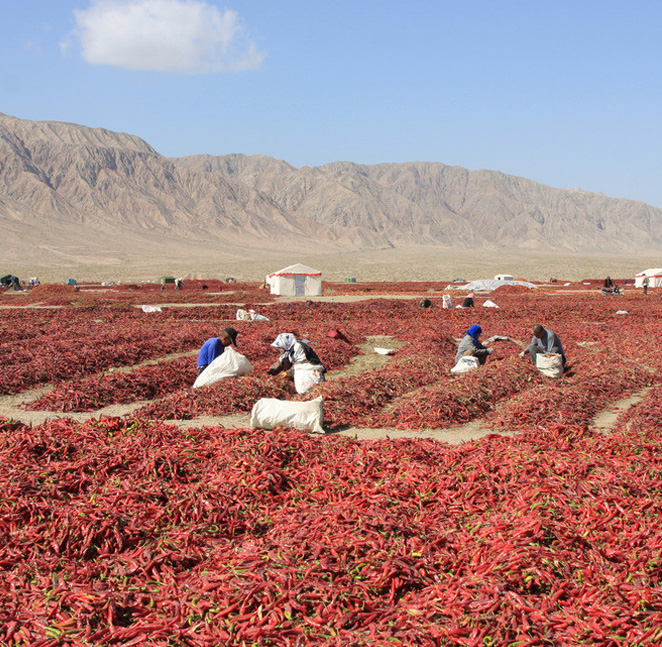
[0,338,405,427]
[0,350,197,426]
[589,386,653,434]
[1,339,653,445]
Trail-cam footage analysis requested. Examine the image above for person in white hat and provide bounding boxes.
[267,333,326,379]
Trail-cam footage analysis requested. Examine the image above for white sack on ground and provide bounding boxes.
[141,305,162,313]
[250,396,324,433]
[483,299,499,308]
[236,308,270,322]
[536,353,564,379]
[451,356,480,374]
[193,346,253,388]
[374,347,396,355]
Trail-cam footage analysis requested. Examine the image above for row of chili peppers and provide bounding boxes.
[24,325,361,413]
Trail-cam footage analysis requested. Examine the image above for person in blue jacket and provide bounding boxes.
[197,327,238,376]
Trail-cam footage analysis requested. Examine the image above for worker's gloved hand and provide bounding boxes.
[486,348,494,355]
[267,361,282,376]
[519,351,526,358]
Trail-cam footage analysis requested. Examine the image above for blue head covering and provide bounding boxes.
[467,325,483,346]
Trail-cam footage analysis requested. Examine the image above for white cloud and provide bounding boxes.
[67,0,265,73]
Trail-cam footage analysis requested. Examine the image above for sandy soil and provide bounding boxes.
[590,386,652,434]
[7,245,660,284]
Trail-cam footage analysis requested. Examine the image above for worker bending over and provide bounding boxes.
[197,327,239,376]
[521,324,566,366]
[268,333,326,379]
[455,324,493,365]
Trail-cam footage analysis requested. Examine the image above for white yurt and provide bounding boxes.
[266,263,323,296]
[635,268,662,288]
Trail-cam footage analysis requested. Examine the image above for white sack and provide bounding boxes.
[236,308,270,322]
[442,295,453,309]
[293,363,326,395]
[250,396,324,433]
[536,353,564,379]
[616,310,628,315]
[193,346,253,388]
[141,305,162,313]
[374,347,396,355]
[482,299,499,308]
[451,356,480,374]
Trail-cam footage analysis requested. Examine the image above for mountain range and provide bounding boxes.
[2,111,661,276]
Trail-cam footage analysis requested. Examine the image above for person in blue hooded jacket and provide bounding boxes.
[455,324,494,365]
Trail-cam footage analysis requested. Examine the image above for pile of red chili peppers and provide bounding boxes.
[1,284,662,645]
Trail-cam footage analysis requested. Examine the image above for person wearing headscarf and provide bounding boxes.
[462,293,476,308]
[455,324,493,365]
[267,333,325,378]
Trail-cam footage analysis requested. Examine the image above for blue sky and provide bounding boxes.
[2,0,661,207]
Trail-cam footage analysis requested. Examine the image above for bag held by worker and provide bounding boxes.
[193,347,253,388]
[536,353,564,379]
[450,355,480,374]
[250,396,324,433]
[293,363,326,394]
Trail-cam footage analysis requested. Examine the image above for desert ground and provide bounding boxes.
[5,245,659,284]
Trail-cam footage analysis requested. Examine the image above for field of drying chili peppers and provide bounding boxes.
[2,282,662,646]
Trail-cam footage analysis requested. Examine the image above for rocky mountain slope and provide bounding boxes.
[2,112,662,273]
[177,154,662,252]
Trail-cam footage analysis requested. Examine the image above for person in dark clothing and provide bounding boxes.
[604,276,614,289]
[462,292,476,308]
[0,275,22,291]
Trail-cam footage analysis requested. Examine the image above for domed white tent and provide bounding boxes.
[266,263,322,296]
[635,268,662,288]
